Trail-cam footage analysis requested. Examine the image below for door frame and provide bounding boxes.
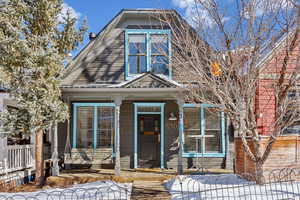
[133,103,165,169]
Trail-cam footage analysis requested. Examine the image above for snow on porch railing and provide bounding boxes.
[5,145,34,174]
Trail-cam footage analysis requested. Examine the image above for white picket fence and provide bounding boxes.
[0,145,34,175]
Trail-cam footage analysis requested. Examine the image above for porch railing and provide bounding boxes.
[0,145,34,174]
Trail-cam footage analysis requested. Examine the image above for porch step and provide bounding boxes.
[131,180,170,200]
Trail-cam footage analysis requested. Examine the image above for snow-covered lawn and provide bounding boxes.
[165,174,300,200]
[0,180,132,200]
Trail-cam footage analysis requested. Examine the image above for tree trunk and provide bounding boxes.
[35,129,44,186]
[51,122,59,176]
[255,161,265,184]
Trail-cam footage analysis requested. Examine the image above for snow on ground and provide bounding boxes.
[0,180,132,200]
[165,174,300,200]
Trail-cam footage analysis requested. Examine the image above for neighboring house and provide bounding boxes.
[0,89,35,183]
[235,32,300,175]
[255,32,300,136]
[59,9,230,170]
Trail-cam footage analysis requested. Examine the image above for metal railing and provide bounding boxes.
[167,168,300,200]
[0,181,131,200]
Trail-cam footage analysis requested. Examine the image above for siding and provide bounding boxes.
[120,101,134,169]
[72,28,125,84]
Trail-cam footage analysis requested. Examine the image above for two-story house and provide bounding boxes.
[58,9,230,170]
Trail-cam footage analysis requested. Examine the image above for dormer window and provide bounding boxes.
[128,34,147,74]
[125,29,171,80]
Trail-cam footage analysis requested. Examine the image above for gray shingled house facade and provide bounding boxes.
[59,9,232,170]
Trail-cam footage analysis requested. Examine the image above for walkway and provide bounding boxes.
[131,180,170,200]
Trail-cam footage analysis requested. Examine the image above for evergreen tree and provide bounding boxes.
[0,0,87,186]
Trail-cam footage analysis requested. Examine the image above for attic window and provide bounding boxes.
[125,29,171,80]
[128,34,147,74]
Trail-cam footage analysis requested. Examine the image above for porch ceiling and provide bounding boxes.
[62,87,182,101]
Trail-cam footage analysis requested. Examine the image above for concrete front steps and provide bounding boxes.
[131,180,170,200]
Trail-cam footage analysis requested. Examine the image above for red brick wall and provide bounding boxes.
[256,79,276,135]
[255,36,300,135]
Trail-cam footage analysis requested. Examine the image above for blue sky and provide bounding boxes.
[64,0,183,54]
[63,0,294,54]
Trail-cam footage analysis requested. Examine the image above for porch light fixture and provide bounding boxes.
[168,112,177,121]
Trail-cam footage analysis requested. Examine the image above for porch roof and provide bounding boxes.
[61,73,184,90]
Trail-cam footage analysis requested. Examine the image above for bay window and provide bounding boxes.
[125,29,171,79]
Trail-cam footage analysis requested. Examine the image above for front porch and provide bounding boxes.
[59,73,230,171]
[61,96,229,171]
[64,99,184,170]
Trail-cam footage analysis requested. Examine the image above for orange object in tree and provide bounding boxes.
[211,62,222,76]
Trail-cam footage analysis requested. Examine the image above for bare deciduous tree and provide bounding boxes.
[158,0,300,182]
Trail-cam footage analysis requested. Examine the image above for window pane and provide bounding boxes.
[283,121,300,134]
[151,34,168,55]
[129,55,147,74]
[204,108,221,153]
[137,106,161,113]
[283,90,300,134]
[76,107,94,148]
[97,107,115,148]
[184,107,201,153]
[151,56,169,75]
[129,34,146,54]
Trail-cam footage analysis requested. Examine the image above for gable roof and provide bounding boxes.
[60,72,182,89]
[256,30,297,68]
[112,73,182,88]
[61,9,180,86]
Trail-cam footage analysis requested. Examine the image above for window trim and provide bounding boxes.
[125,29,172,80]
[283,88,300,134]
[133,102,165,168]
[72,103,115,150]
[182,104,226,158]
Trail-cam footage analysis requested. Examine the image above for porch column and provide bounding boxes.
[0,94,8,173]
[51,122,59,176]
[114,97,122,176]
[177,98,184,174]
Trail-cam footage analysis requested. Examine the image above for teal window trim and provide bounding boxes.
[182,153,226,157]
[182,103,226,157]
[136,112,162,115]
[125,29,172,80]
[72,102,116,149]
[133,102,166,169]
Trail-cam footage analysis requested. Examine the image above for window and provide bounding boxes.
[76,106,94,148]
[150,34,169,75]
[183,104,225,157]
[125,29,171,79]
[73,103,115,149]
[128,34,147,74]
[283,90,300,134]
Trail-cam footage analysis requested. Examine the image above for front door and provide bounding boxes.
[138,114,161,168]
